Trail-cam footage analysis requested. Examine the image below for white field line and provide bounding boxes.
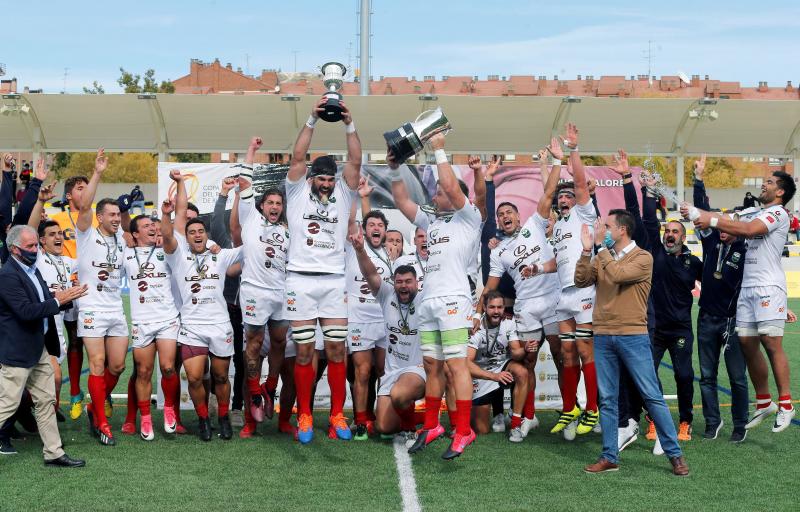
[393,436,422,512]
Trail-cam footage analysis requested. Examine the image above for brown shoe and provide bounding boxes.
[670,456,689,476]
[584,458,619,473]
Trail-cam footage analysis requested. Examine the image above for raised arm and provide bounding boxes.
[288,98,326,183]
[538,138,563,219]
[562,124,590,206]
[480,157,500,244]
[28,181,57,229]
[692,155,710,210]
[429,133,465,210]
[388,147,420,223]
[640,174,662,253]
[468,155,487,221]
[171,169,189,236]
[230,191,243,248]
[12,158,46,226]
[239,136,261,199]
[339,101,362,191]
[77,149,107,232]
[210,177,236,248]
[357,176,373,222]
[349,228,382,295]
[159,198,178,254]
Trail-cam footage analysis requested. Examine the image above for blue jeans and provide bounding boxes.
[595,334,682,464]
[697,310,749,430]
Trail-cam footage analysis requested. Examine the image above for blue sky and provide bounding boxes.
[6,1,800,93]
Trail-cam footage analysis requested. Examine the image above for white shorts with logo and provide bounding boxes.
[555,285,595,324]
[284,272,347,321]
[131,317,180,349]
[514,296,560,339]
[377,366,426,396]
[348,321,388,353]
[240,282,285,326]
[178,322,235,358]
[736,285,788,326]
[418,295,473,332]
[77,310,129,338]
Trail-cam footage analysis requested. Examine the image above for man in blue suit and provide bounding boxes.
[0,225,87,467]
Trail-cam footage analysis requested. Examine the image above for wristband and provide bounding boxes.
[238,164,253,182]
[240,187,253,200]
[434,149,448,165]
[305,115,318,129]
[622,173,632,180]
[687,206,700,221]
[388,166,402,182]
[565,145,578,153]
[550,157,562,166]
[345,122,356,134]
[710,216,719,228]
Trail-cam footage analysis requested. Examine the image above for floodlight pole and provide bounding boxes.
[794,154,800,213]
[676,155,685,206]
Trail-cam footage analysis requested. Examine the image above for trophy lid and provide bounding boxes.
[321,62,347,90]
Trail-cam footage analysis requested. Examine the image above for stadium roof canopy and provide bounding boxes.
[1,93,800,158]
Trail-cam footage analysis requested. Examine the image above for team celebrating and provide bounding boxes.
[1,95,797,475]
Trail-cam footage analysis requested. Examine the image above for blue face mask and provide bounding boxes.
[17,247,38,266]
[603,230,615,249]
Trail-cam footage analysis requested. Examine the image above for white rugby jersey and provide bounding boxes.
[739,204,789,290]
[285,178,355,274]
[393,252,426,291]
[75,226,125,312]
[414,202,481,300]
[345,243,393,323]
[468,318,518,373]
[122,246,178,324]
[238,197,289,290]
[490,214,559,301]
[550,200,596,289]
[36,252,77,321]
[166,245,242,324]
[376,282,423,374]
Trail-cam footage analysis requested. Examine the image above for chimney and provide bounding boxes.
[577,75,582,80]
[758,81,769,92]
[226,62,232,70]
[488,75,499,81]
[691,74,700,87]
[787,80,794,92]
[704,74,710,80]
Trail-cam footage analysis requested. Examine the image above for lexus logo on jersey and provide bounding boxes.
[138,281,148,292]
[360,284,371,295]
[514,245,526,256]
[97,270,109,281]
[190,283,201,294]
[141,262,155,271]
[265,246,275,258]
[308,222,320,235]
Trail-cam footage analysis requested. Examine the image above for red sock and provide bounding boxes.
[67,350,83,397]
[424,396,441,430]
[510,413,522,429]
[161,373,179,408]
[87,374,107,426]
[355,410,369,425]
[125,374,138,424]
[218,402,229,418]
[247,377,262,397]
[367,410,376,422]
[327,360,346,416]
[778,395,793,411]
[104,369,121,394]
[583,362,598,412]
[562,365,580,412]
[756,394,772,410]
[523,390,535,420]
[138,400,151,417]
[265,375,279,393]
[195,402,209,419]
[455,399,472,436]
[395,404,416,431]
[447,406,459,431]
[414,410,426,427]
[294,362,315,416]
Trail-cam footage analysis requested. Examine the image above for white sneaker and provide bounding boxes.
[492,414,506,433]
[563,419,578,441]
[401,431,417,449]
[746,402,778,430]
[652,434,664,456]
[230,409,244,428]
[618,419,639,452]
[520,416,539,437]
[772,406,796,433]
[509,427,524,443]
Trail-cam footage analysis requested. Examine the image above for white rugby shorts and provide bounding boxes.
[418,295,473,332]
[77,310,129,338]
[178,322,235,358]
[514,295,560,338]
[377,366,426,396]
[347,321,389,353]
[555,285,595,324]
[736,285,788,327]
[131,317,180,349]
[284,272,347,321]
[240,282,285,326]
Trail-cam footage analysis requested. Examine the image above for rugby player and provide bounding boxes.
[691,171,797,432]
[390,133,482,459]
[394,227,428,291]
[468,291,529,442]
[75,149,128,446]
[50,175,97,419]
[539,124,600,437]
[120,215,180,441]
[161,185,242,441]
[349,229,425,443]
[235,136,289,435]
[385,230,405,261]
[281,96,361,443]
[345,208,393,439]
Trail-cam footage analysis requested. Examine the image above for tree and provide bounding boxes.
[58,152,157,183]
[82,81,105,94]
[580,155,607,166]
[170,153,211,163]
[628,155,740,189]
[118,68,174,94]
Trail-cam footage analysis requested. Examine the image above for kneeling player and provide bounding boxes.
[468,291,529,442]
[350,230,426,443]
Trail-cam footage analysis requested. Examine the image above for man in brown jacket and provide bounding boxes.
[574,209,688,476]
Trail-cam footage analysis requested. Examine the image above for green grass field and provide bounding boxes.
[1,299,798,511]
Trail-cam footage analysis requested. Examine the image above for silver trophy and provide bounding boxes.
[383,107,452,162]
[640,167,682,205]
[320,62,347,122]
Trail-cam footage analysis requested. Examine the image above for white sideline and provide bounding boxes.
[393,437,422,512]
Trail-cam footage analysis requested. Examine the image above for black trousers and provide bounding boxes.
[652,330,695,424]
[227,303,244,410]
